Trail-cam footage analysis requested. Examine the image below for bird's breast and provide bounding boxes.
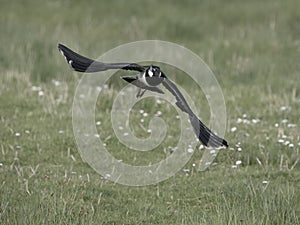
[142,73,164,87]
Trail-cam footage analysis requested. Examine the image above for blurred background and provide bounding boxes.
[0,0,299,224]
[1,0,299,86]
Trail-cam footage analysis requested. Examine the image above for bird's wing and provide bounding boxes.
[162,78,228,148]
[58,44,145,73]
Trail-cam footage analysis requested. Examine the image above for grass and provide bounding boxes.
[0,0,300,224]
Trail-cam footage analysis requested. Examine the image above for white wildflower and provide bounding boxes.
[288,143,294,148]
[187,147,194,153]
[38,90,44,96]
[278,139,284,143]
[280,106,290,111]
[235,160,242,165]
[210,149,216,154]
[236,118,243,123]
[183,168,190,173]
[156,99,162,104]
[31,86,41,91]
[155,111,162,116]
[231,127,237,132]
[52,80,61,86]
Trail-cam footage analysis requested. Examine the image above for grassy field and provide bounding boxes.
[1,0,300,224]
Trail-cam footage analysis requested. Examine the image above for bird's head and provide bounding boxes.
[145,65,164,86]
[146,65,161,77]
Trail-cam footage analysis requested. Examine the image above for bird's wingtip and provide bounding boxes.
[222,139,229,148]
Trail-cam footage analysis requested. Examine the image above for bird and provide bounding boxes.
[58,43,228,148]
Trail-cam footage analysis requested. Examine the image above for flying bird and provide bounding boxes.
[58,44,228,148]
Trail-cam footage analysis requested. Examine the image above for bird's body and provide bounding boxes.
[122,73,165,97]
[58,43,228,148]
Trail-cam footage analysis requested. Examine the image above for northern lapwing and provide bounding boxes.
[58,43,228,148]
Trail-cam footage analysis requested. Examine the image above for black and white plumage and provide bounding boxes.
[58,43,228,148]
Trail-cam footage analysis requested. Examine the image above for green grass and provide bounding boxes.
[1,0,300,224]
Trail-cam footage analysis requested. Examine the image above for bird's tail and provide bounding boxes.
[189,114,228,148]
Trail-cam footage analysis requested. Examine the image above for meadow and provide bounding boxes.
[0,0,300,224]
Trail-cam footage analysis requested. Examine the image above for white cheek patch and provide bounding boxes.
[148,70,153,77]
